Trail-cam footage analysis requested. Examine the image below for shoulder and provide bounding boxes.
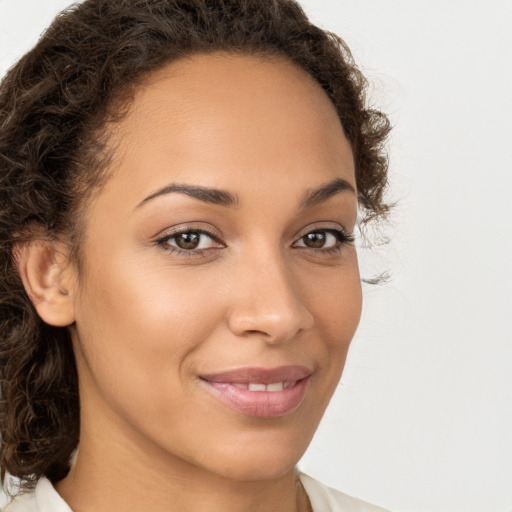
[2,492,36,512]
[299,473,391,512]
[2,490,37,512]
[3,478,72,512]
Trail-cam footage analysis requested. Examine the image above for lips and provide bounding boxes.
[200,365,312,418]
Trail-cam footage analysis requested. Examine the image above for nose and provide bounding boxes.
[226,249,314,344]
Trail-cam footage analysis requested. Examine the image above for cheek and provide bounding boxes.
[306,254,362,340]
[303,254,362,385]
[78,247,219,339]
[71,251,224,409]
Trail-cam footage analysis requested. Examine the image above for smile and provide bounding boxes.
[232,381,294,391]
[200,366,312,418]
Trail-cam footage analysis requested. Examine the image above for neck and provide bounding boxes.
[57,454,303,512]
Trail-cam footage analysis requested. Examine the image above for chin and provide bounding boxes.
[187,426,315,483]
[212,453,301,482]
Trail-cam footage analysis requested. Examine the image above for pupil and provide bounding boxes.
[305,232,326,248]
[176,232,200,250]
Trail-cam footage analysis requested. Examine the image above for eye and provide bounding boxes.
[294,228,354,251]
[156,229,221,252]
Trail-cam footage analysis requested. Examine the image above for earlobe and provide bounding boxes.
[13,241,77,327]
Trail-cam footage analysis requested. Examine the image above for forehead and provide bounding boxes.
[99,52,354,207]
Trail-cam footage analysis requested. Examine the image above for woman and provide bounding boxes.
[0,1,391,511]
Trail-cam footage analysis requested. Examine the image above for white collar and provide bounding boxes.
[34,478,71,512]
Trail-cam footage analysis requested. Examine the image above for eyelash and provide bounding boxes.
[295,227,355,255]
[155,226,355,258]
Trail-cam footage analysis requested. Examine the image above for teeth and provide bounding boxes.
[215,380,299,391]
[236,381,295,392]
[266,382,284,392]
[248,383,266,392]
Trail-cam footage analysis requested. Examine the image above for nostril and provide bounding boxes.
[246,329,265,336]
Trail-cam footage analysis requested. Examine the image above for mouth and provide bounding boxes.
[199,365,312,418]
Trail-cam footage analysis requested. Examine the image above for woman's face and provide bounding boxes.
[69,53,362,481]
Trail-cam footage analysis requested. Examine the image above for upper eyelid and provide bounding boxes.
[296,227,349,238]
[154,222,354,247]
[156,224,349,237]
[155,225,222,242]
[295,223,353,239]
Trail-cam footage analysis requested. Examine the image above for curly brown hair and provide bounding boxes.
[0,0,390,492]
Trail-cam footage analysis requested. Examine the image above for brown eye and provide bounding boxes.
[303,232,328,248]
[158,230,219,252]
[297,230,339,249]
[174,232,201,250]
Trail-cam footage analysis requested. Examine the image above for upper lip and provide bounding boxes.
[200,365,312,384]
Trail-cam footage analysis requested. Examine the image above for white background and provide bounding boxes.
[1,1,511,511]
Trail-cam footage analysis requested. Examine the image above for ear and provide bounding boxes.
[13,241,77,327]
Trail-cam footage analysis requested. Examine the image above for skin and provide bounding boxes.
[26,53,362,512]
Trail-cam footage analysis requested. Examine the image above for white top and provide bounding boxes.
[3,473,390,512]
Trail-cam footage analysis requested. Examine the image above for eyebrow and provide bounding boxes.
[137,183,240,208]
[137,177,355,209]
[299,178,356,209]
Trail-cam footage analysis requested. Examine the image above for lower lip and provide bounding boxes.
[202,378,310,418]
